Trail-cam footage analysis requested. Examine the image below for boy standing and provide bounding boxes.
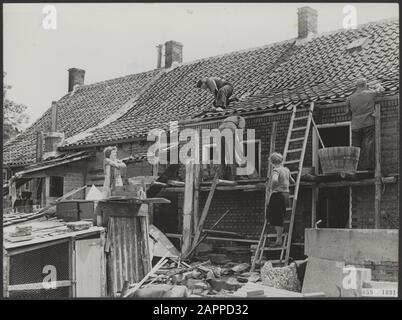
[266,153,295,247]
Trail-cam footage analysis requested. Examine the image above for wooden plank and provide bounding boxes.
[149,224,180,257]
[107,214,151,296]
[9,178,17,210]
[75,238,103,297]
[8,280,72,292]
[123,253,169,297]
[167,180,185,187]
[311,128,319,227]
[234,282,304,297]
[185,209,230,258]
[182,161,195,256]
[100,231,107,297]
[3,255,10,297]
[374,104,381,228]
[193,163,200,235]
[70,238,76,297]
[189,169,220,255]
[4,227,105,251]
[285,102,314,265]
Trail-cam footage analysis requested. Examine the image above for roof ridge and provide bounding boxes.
[169,38,296,69]
[144,17,399,71]
[58,17,399,99]
[62,68,166,147]
[58,68,161,100]
[309,16,399,40]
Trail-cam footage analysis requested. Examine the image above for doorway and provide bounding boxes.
[153,194,179,234]
[315,124,351,228]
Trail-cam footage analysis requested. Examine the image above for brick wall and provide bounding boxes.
[181,96,399,239]
[63,172,85,199]
[85,141,154,186]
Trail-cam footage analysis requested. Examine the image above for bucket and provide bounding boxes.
[318,146,360,174]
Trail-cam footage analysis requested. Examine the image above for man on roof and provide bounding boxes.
[346,77,385,171]
[197,77,238,111]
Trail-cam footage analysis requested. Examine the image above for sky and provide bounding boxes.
[3,3,399,127]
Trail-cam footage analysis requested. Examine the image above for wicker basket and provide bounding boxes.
[318,147,360,174]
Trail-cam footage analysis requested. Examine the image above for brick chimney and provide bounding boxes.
[156,44,163,69]
[42,101,64,160]
[297,6,318,39]
[164,40,183,68]
[68,68,85,92]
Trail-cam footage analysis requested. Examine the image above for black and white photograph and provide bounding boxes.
[2,2,399,302]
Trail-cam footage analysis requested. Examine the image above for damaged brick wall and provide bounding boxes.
[183,96,399,239]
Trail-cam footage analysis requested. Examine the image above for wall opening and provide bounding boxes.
[316,124,351,228]
[49,176,64,198]
[153,194,179,234]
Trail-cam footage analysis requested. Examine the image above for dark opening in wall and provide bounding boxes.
[49,176,64,198]
[316,125,351,228]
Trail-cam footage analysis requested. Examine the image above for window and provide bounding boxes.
[49,176,64,197]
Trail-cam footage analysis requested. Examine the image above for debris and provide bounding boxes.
[260,261,301,292]
[66,221,93,231]
[294,258,309,286]
[165,285,190,297]
[171,273,186,285]
[234,282,304,298]
[246,289,265,297]
[195,242,213,254]
[124,253,169,297]
[132,284,189,298]
[11,225,32,237]
[240,272,261,283]
[231,262,250,274]
[186,279,209,290]
[237,277,248,283]
[208,277,242,291]
[206,270,215,281]
[166,260,210,277]
[149,224,180,258]
[183,270,202,280]
[205,253,231,265]
[6,234,34,242]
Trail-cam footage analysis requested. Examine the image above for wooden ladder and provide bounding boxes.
[281,102,315,265]
[251,103,315,269]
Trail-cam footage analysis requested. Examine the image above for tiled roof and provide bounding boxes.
[63,18,399,147]
[3,69,162,166]
[4,17,399,164]
[192,71,399,120]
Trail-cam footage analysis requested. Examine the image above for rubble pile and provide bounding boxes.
[260,261,301,292]
[125,255,309,298]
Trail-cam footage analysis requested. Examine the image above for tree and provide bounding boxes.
[3,72,30,143]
